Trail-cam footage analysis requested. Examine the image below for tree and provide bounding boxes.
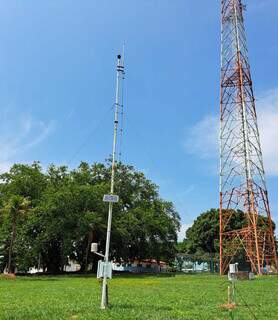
[0,162,47,205]
[181,208,276,269]
[183,209,245,255]
[36,167,108,273]
[0,196,30,273]
[102,162,180,263]
[0,161,181,274]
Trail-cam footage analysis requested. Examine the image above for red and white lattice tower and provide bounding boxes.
[219,0,278,275]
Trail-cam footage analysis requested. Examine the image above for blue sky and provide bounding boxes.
[0,1,278,240]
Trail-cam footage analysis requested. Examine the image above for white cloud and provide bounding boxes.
[23,119,55,150]
[257,89,278,175]
[183,115,218,159]
[0,161,13,174]
[184,87,278,176]
[178,223,192,242]
[0,111,55,173]
[177,185,195,197]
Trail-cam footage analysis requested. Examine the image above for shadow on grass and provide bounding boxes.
[11,272,219,282]
[22,278,60,281]
[28,273,177,280]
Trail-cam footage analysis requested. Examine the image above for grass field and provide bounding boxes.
[0,273,277,320]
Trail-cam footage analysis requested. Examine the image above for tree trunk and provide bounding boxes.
[44,240,63,274]
[84,229,93,272]
[7,217,16,274]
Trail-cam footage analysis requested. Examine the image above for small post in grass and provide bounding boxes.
[221,263,237,314]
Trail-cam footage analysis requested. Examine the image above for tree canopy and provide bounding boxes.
[0,161,180,274]
[179,208,276,267]
[184,209,245,255]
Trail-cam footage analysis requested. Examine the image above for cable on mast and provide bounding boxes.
[118,43,125,162]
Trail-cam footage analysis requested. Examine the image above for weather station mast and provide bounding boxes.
[219,0,278,275]
[91,53,125,309]
[101,53,125,308]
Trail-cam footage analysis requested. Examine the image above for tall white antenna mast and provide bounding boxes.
[101,53,125,309]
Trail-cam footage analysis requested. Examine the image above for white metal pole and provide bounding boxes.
[101,54,123,309]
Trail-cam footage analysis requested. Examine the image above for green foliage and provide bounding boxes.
[0,162,46,205]
[0,195,30,273]
[0,161,180,273]
[182,209,246,256]
[180,208,276,268]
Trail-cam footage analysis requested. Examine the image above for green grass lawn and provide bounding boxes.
[0,273,277,320]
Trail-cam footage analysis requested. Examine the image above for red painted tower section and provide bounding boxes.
[219,0,278,275]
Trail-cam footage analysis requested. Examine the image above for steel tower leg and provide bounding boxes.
[219,0,278,275]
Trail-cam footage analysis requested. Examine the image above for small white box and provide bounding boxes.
[91,243,98,253]
[97,261,112,279]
